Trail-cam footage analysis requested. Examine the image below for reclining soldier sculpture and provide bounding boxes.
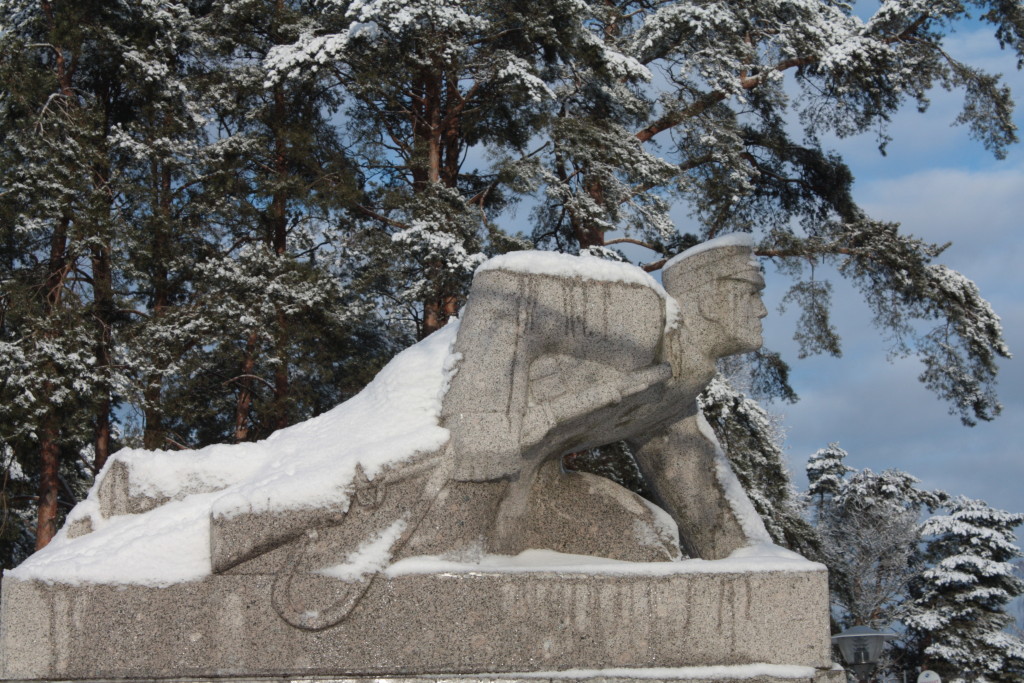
[441,238,767,560]
[1,235,837,682]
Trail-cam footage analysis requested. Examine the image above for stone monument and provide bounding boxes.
[0,235,842,682]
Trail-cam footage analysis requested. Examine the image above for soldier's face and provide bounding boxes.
[707,270,767,356]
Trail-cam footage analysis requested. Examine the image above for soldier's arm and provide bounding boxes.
[628,407,750,560]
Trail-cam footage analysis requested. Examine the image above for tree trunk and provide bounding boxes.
[270,78,291,432]
[35,417,61,550]
[143,164,173,450]
[91,239,113,471]
[420,295,459,339]
[36,216,69,550]
[422,300,442,339]
[577,177,608,249]
[415,68,467,341]
[273,307,289,431]
[31,1,79,549]
[442,76,462,186]
[94,395,112,471]
[142,381,164,450]
[234,331,259,442]
[424,70,443,184]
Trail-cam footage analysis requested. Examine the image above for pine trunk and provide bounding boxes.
[143,164,173,450]
[142,380,164,450]
[234,331,259,442]
[35,417,61,550]
[416,68,465,341]
[91,239,113,471]
[36,216,69,549]
[422,300,442,339]
[273,307,289,431]
[270,78,290,432]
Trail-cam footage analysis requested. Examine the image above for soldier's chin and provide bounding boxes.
[740,332,763,354]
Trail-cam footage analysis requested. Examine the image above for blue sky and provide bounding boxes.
[755,26,1024,514]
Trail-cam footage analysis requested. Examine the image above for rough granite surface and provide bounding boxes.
[2,568,831,680]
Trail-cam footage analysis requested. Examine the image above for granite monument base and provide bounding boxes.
[1,565,835,682]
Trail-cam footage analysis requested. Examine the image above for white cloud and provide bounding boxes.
[858,164,1024,261]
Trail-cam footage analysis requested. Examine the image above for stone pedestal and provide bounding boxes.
[2,565,833,682]
[0,674,846,683]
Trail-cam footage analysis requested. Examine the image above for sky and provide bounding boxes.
[751,26,1024,514]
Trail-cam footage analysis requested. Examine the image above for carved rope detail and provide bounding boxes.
[271,451,452,630]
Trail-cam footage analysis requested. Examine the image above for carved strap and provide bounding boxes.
[271,528,376,631]
[271,447,455,630]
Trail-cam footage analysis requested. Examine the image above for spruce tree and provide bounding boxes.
[904,497,1024,682]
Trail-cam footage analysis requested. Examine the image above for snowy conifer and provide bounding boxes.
[904,497,1024,682]
[807,442,855,518]
[0,0,207,545]
[817,467,944,629]
[264,0,643,336]
[527,0,1018,422]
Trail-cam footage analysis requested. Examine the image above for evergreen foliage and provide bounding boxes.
[805,445,1024,681]
[806,442,854,519]
[525,0,1019,425]
[820,468,945,629]
[904,497,1024,682]
[262,0,600,337]
[562,440,655,503]
[0,0,391,562]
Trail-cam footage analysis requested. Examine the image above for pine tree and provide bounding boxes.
[270,0,1018,424]
[904,497,1024,682]
[104,0,382,448]
[0,440,36,571]
[0,0,176,546]
[525,0,1018,423]
[188,0,365,440]
[264,0,637,337]
[0,0,385,555]
[806,442,855,520]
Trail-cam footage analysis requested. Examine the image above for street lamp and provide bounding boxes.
[831,625,897,683]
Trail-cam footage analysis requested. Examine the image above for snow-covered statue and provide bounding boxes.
[2,235,837,683]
